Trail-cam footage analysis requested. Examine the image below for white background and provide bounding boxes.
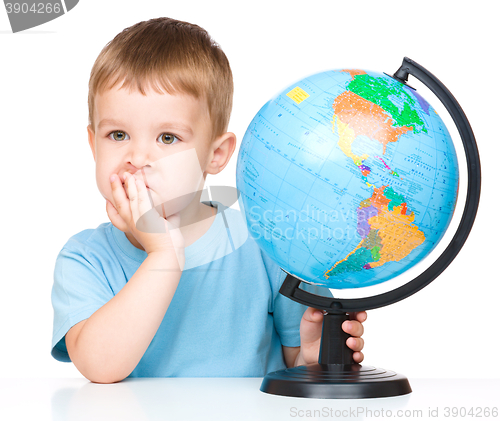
[0,0,498,384]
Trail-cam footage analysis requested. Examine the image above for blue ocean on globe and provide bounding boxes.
[236,69,459,289]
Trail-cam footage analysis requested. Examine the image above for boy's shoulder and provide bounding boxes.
[59,222,116,258]
[69,221,107,236]
[64,222,111,244]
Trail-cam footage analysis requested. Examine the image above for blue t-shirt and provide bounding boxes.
[51,201,326,377]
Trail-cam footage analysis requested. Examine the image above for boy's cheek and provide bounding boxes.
[95,176,114,204]
[151,149,204,203]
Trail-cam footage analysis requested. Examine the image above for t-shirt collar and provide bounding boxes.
[110,201,225,267]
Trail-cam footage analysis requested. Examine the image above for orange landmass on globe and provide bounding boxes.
[324,186,425,279]
[365,204,425,268]
[341,69,367,78]
[332,91,413,157]
[334,115,368,166]
[368,185,391,211]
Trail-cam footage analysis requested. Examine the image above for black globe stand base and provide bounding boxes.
[260,363,412,399]
[260,275,412,398]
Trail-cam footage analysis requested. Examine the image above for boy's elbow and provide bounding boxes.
[85,372,126,384]
[66,324,131,384]
[76,359,131,384]
[70,348,130,384]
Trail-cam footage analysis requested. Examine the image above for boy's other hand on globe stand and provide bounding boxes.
[297,308,367,366]
[106,171,186,269]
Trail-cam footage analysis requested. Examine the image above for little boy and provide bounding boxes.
[51,17,366,383]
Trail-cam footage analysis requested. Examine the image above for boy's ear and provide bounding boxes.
[87,125,96,162]
[206,131,237,175]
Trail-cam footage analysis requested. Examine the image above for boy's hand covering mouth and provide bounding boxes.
[106,171,185,269]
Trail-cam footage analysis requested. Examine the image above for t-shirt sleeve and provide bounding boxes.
[51,245,115,362]
[263,252,332,348]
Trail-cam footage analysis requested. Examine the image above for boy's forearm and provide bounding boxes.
[294,350,306,367]
[71,252,182,383]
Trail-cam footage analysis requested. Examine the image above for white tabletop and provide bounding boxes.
[0,377,498,420]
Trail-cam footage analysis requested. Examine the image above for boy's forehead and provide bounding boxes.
[94,84,211,129]
[96,80,207,105]
[95,83,205,106]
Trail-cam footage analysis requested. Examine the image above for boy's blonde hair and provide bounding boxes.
[88,17,233,139]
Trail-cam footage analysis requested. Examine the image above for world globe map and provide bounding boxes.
[236,69,459,289]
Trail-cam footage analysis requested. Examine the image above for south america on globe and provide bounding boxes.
[236,69,459,289]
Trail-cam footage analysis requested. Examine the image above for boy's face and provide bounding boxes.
[88,83,221,215]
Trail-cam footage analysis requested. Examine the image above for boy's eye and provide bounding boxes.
[109,131,129,141]
[158,133,179,145]
[106,131,178,144]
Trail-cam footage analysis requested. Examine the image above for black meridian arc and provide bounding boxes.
[279,57,482,314]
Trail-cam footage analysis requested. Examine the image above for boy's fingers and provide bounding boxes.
[300,307,324,345]
[125,174,140,223]
[304,310,365,336]
[135,178,154,216]
[110,174,131,222]
[133,178,168,234]
[347,337,364,352]
[303,307,324,323]
[348,311,367,322]
[353,351,364,363]
[105,199,128,232]
[343,320,364,337]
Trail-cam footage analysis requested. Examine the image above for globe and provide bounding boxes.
[237,57,480,399]
[236,68,460,290]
